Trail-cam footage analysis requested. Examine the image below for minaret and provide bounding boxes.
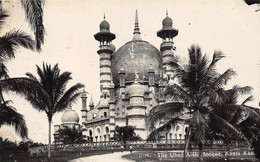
[89,95,95,110]
[109,80,116,141]
[94,14,116,108]
[81,89,88,122]
[157,11,178,81]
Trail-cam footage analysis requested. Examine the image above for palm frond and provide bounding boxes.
[54,83,84,113]
[148,102,183,122]
[0,62,9,79]
[0,30,35,61]
[210,113,247,141]
[54,71,72,103]
[147,117,181,141]
[241,95,254,105]
[211,69,237,90]
[165,84,193,103]
[25,72,39,82]
[0,101,28,139]
[21,0,45,51]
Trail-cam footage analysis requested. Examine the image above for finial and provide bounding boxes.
[135,10,139,25]
[68,103,72,109]
[104,12,106,20]
[166,9,168,16]
[133,9,140,35]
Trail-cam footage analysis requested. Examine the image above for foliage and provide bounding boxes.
[0,137,18,151]
[58,126,87,144]
[21,0,45,51]
[3,63,84,158]
[252,135,260,159]
[114,126,141,143]
[0,8,35,139]
[147,45,260,160]
[23,63,84,158]
[0,101,28,139]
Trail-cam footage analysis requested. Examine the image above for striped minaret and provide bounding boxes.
[94,14,116,107]
[157,11,178,80]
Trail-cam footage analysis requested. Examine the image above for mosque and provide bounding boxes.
[53,10,190,143]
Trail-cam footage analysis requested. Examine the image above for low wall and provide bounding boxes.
[28,139,250,157]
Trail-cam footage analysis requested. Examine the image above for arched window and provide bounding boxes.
[105,127,109,134]
[104,112,107,117]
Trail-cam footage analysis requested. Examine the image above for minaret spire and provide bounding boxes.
[133,9,140,34]
[166,9,168,16]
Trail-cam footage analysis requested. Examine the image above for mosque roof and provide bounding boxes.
[111,10,162,86]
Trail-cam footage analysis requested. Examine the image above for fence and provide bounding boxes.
[28,139,250,157]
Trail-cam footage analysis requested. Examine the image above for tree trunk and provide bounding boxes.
[48,120,51,158]
[183,128,191,162]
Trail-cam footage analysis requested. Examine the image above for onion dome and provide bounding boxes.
[61,105,79,124]
[94,14,115,42]
[162,16,173,30]
[100,20,110,32]
[111,10,162,86]
[157,11,178,39]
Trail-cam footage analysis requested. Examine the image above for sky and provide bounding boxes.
[0,0,259,144]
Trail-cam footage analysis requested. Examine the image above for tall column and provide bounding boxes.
[81,90,88,122]
[94,15,116,108]
[157,12,178,81]
[126,78,147,139]
[148,64,155,93]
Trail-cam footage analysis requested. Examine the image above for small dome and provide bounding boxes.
[162,16,173,30]
[100,20,110,32]
[61,109,79,124]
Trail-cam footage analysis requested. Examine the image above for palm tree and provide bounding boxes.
[148,45,252,161]
[0,8,35,139]
[58,126,87,144]
[211,86,260,141]
[114,126,141,143]
[18,63,84,158]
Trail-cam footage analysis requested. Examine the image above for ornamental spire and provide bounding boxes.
[133,10,140,34]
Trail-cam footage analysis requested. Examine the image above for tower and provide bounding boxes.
[157,11,178,81]
[81,89,88,122]
[94,15,116,108]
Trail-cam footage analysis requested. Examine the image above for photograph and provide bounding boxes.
[0,0,259,161]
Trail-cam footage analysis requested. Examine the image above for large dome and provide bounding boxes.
[111,40,162,86]
[61,109,79,124]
